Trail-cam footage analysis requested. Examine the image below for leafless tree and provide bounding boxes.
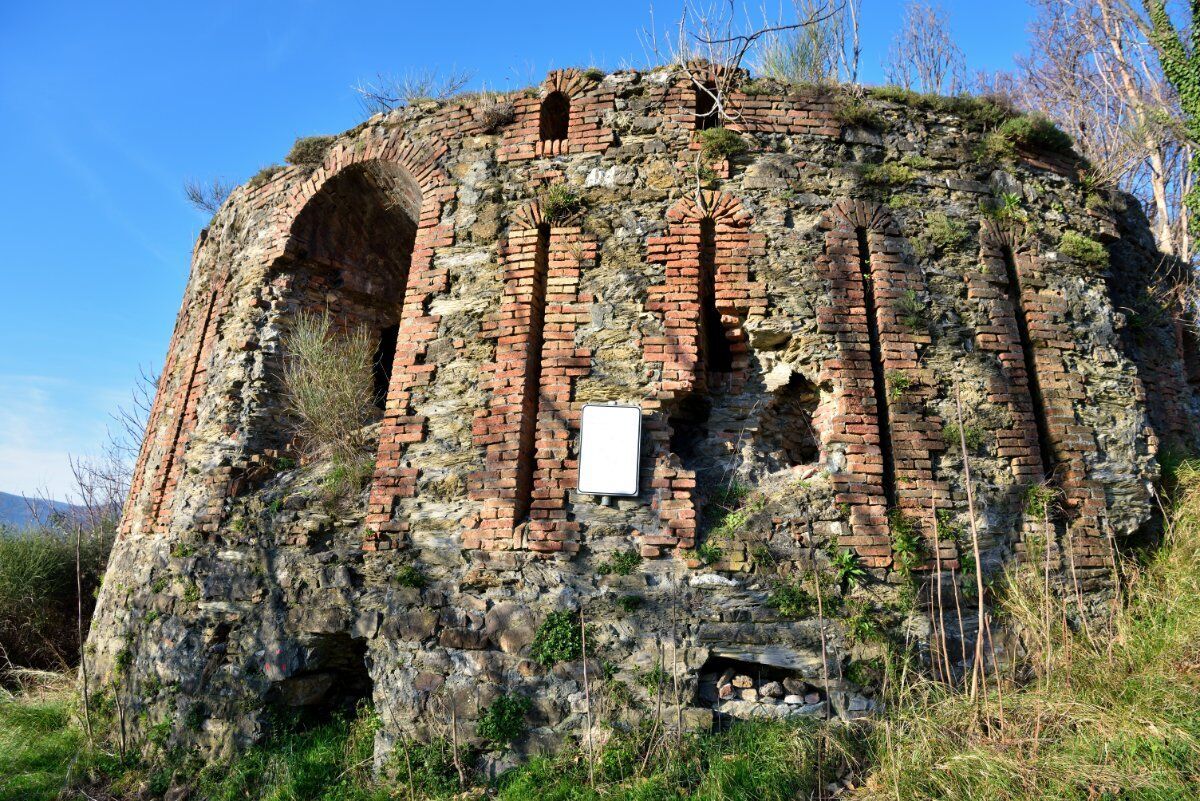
[755,0,861,85]
[884,1,966,95]
[354,68,473,117]
[183,177,236,215]
[995,0,1193,262]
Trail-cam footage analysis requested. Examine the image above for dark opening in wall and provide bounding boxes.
[699,218,734,375]
[855,227,897,509]
[693,655,829,725]
[1181,314,1200,387]
[372,324,399,409]
[513,224,551,523]
[280,161,420,451]
[539,91,570,141]
[1000,245,1057,479]
[694,82,718,130]
[668,394,712,471]
[757,373,820,468]
[268,633,372,725]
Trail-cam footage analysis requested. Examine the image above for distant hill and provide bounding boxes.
[0,492,84,530]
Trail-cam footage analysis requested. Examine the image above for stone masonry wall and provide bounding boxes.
[90,65,1199,769]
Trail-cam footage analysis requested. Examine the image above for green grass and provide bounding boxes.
[0,686,81,801]
[10,467,1200,800]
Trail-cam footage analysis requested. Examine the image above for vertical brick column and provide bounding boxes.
[1002,241,1109,577]
[643,191,766,556]
[498,69,615,162]
[815,201,946,570]
[363,187,455,551]
[469,202,592,553]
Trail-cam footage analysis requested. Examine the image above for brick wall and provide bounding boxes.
[643,191,767,556]
[499,69,615,162]
[469,201,592,553]
[815,201,948,570]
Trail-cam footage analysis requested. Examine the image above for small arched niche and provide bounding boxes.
[279,160,422,428]
[539,91,570,142]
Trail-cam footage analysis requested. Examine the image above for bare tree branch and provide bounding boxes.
[183,178,235,215]
[354,68,473,117]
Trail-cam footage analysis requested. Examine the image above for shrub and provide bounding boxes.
[246,164,284,190]
[0,525,113,671]
[285,135,335,166]
[924,212,970,253]
[834,96,882,129]
[183,177,235,214]
[530,610,582,666]
[476,694,531,747]
[699,127,749,160]
[280,312,378,462]
[997,114,1074,155]
[859,161,917,187]
[394,564,428,589]
[943,422,985,452]
[596,549,641,576]
[889,510,924,575]
[539,185,583,222]
[582,66,605,81]
[1058,231,1109,269]
[830,548,867,588]
[768,577,817,618]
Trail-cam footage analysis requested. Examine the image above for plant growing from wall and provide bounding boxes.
[829,548,867,589]
[530,611,583,666]
[395,564,428,589]
[889,510,925,576]
[476,693,531,747]
[886,370,914,403]
[1023,483,1059,521]
[942,422,984,452]
[281,311,377,463]
[285,135,336,166]
[768,576,817,618]
[1058,231,1109,269]
[596,550,641,576]
[859,161,917,187]
[895,289,927,331]
[698,127,749,161]
[923,212,970,254]
[540,185,584,222]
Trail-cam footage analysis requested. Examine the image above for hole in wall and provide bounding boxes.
[668,394,712,471]
[268,632,372,725]
[694,655,828,724]
[694,82,718,130]
[855,226,898,509]
[699,218,734,376]
[539,91,570,141]
[513,224,551,523]
[999,245,1057,480]
[372,324,399,410]
[756,373,820,469]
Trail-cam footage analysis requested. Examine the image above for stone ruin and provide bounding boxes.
[87,65,1200,767]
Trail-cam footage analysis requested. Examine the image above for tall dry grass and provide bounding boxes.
[860,461,1200,799]
[280,312,378,463]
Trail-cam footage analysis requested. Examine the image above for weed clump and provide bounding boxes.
[539,185,583,222]
[768,576,817,618]
[530,610,582,667]
[285,135,336,166]
[476,694,531,747]
[596,549,641,576]
[699,126,749,160]
[1058,231,1109,269]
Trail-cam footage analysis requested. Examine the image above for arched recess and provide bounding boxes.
[468,199,594,554]
[268,138,455,551]
[815,200,946,571]
[645,190,767,555]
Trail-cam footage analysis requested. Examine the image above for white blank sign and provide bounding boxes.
[577,404,642,497]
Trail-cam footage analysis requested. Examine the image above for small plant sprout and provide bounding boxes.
[830,548,867,588]
[889,510,925,576]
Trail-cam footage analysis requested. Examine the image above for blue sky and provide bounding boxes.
[0,0,1033,499]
